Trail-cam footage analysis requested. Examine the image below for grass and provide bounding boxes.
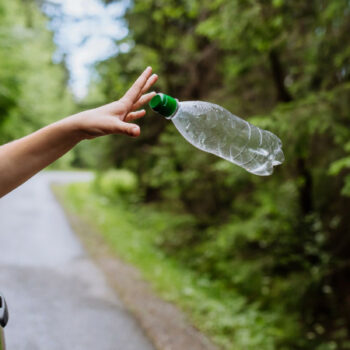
[57,181,284,350]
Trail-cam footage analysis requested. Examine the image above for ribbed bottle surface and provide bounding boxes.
[171,101,284,176]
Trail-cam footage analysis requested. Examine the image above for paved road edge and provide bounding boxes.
[53,185,218,350]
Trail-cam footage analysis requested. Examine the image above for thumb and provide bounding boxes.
[115,120,140,137]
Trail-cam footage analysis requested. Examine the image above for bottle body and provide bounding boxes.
[170,101,284,176]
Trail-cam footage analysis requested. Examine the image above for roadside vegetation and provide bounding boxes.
[60,174,298,350]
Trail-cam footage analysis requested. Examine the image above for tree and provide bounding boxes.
[84,0,350,348]
[0,0,74,145]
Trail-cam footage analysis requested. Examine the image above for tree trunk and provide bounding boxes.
[269,49,293,103]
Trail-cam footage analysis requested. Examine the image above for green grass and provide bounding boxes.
[57,182,287,350]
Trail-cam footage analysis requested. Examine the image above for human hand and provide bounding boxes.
[72,66,158,139]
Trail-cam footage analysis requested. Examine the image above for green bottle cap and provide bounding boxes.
[149,93,178,118]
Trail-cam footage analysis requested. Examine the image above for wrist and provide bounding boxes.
[57,113,87,143]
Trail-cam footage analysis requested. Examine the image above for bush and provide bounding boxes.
[94,169,139,202]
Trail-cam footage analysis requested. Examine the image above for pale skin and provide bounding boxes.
[0,66,158,198]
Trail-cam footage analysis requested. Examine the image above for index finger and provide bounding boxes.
[122,67,153,105]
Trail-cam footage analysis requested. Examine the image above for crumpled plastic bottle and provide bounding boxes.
[150,93,284,176]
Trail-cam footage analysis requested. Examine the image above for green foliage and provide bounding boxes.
[82,0,350,348]
[0,0,75,169]
[94,169,139,202]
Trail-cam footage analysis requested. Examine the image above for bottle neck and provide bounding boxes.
[166,100,180,120]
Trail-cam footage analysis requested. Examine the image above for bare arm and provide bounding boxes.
[0,66,158,197]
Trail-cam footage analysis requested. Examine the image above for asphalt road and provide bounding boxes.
[0,171,155,350]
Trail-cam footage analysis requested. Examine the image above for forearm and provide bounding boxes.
[0,67,157,198]
[0,116,82,197]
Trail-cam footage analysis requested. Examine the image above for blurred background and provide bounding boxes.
[1,0,350,349]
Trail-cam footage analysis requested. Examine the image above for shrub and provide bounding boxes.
[94,169,139,202]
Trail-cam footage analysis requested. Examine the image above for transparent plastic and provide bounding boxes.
[169,101,284,176]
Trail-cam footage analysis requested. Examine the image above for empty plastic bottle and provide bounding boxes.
[149,93,284,176]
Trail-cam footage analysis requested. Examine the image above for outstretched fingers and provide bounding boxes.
[139,73,158,98]
[122,66,153,107]
[125,109,146,122]
[124,90,157,122]
[109,67,158,134]
[132,91,157,111]
[114,119,140,137]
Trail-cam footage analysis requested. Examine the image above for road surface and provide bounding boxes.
[0,171,155,350]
